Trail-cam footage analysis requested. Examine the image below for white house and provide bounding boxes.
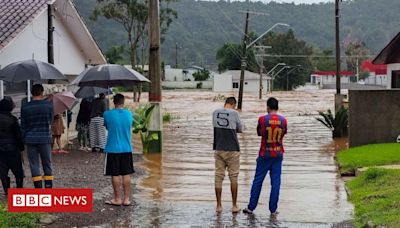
[361,60,387,86]
[0,0,106,94]
[214,70,272,92]
[373,32,400,89]
[310,71,354,87]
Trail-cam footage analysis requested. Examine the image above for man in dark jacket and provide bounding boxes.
[0,97,24,194]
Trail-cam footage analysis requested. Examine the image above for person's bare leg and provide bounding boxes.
[231,182,240,213]
[56,137,62,150]
[109,176,122,205]
[215,187,223,212]
[122,175,131,205]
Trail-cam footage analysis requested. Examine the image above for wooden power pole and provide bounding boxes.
[237,10,250,110]
[335,0,341,95]
[148,0,162,153]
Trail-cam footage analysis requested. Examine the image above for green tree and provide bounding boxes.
[261,29,313,90]
[345,41,371,74]
[91,0,178,101]
[193,69,210,81]
[105,45,126,64]
[216,43,258,73]
[312,49,336,71]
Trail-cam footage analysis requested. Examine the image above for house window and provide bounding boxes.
[392,70,400,88]
[245,82,248,85]
[233,82,239,88]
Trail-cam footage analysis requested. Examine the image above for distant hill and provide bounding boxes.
[73,0,400,69]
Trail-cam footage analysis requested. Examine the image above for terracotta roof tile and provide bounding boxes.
[0,0,50,50]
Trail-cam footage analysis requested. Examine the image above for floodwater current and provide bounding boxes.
[108,90,353,227]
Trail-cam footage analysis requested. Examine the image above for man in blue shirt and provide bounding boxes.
[103,94,134,206]
[21,84,54,188]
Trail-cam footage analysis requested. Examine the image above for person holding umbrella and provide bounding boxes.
[21,84,54,188]
[0,97,25,194]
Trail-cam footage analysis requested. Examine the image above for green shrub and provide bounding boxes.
[132,104,158,153]
[316,107,348,138]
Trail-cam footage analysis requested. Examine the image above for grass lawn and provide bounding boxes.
[0,202,40,228]
[347,168,400,227]
[337,143,400,174]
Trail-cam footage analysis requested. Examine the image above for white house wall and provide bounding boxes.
[0,9,88,76]
[165,68,184,81]
[53,13,86,75]
[387,63,400,89]
[213,74,232,92]
[0,11,48,68]
[232,79,269,92]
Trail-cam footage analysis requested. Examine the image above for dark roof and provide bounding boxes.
[373,32,400,64]
[0,0,50,50]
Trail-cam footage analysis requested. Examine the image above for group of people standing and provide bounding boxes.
[75,93,108,152]
[0,83,128,194]
[213,97,287,220]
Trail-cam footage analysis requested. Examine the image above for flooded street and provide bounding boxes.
[115,90,353,227]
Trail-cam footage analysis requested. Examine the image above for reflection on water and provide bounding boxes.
[126,90,353,227]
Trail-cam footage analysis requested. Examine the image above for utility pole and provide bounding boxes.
[335,0,344,113]
[148,0,162,153]
[237,10,250,110]
[47,4,55,84]
[335,0,341,95]
[255,46,271,99]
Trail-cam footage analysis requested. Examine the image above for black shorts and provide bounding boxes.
[104,153,135,176]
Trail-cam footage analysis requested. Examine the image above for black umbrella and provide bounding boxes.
[74,86,113,99]
[71,64,150,88]
[0,59,66,82]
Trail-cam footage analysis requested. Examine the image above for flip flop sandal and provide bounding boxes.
[105,200,122,206]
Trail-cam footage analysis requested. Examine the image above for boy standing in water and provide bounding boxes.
[243,97,287,221]
[212,97,243,213]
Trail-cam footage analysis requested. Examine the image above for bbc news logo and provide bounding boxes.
[8,189,92,212]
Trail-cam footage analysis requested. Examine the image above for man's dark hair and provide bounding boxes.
[31,84,44,96]
[99,93,106,99]
[225,97,237,105]
[113,93,125,105]
[0,96,15,112]
[267,97,279,110]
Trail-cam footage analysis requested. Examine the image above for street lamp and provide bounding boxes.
[266,63,286,77]
[270,65,291,92]
[237,23,290,110]
[285,65,301,91]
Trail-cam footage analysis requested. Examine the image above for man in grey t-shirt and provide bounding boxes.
[212,97,242,213]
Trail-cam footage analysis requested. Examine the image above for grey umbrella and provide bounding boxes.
[74,86,113,99]
[0,59,66,82]
[71,64,150,88]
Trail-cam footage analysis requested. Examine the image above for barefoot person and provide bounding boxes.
[243,97,287,221]
[51,114,66,154]
[212,97,243,213]
[103,94,134,206]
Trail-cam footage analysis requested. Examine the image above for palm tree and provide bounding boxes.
[316,107,348,138]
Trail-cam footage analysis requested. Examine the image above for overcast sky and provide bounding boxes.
[262,0,334,4]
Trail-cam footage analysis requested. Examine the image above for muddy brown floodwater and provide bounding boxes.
[100,90,353,227]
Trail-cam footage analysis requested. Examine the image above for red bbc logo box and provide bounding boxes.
[8,188,93,212]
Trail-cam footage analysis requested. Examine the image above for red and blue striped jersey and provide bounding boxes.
[257,113,287,158]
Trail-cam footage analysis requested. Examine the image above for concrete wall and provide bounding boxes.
[349,90,400,147]
[365,74,387,86]
[213,74,232,92]
[232,79,269,92]
[165,68,184,81]
[162,81,213,89]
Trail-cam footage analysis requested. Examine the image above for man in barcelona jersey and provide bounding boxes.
[243,97,287,221]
